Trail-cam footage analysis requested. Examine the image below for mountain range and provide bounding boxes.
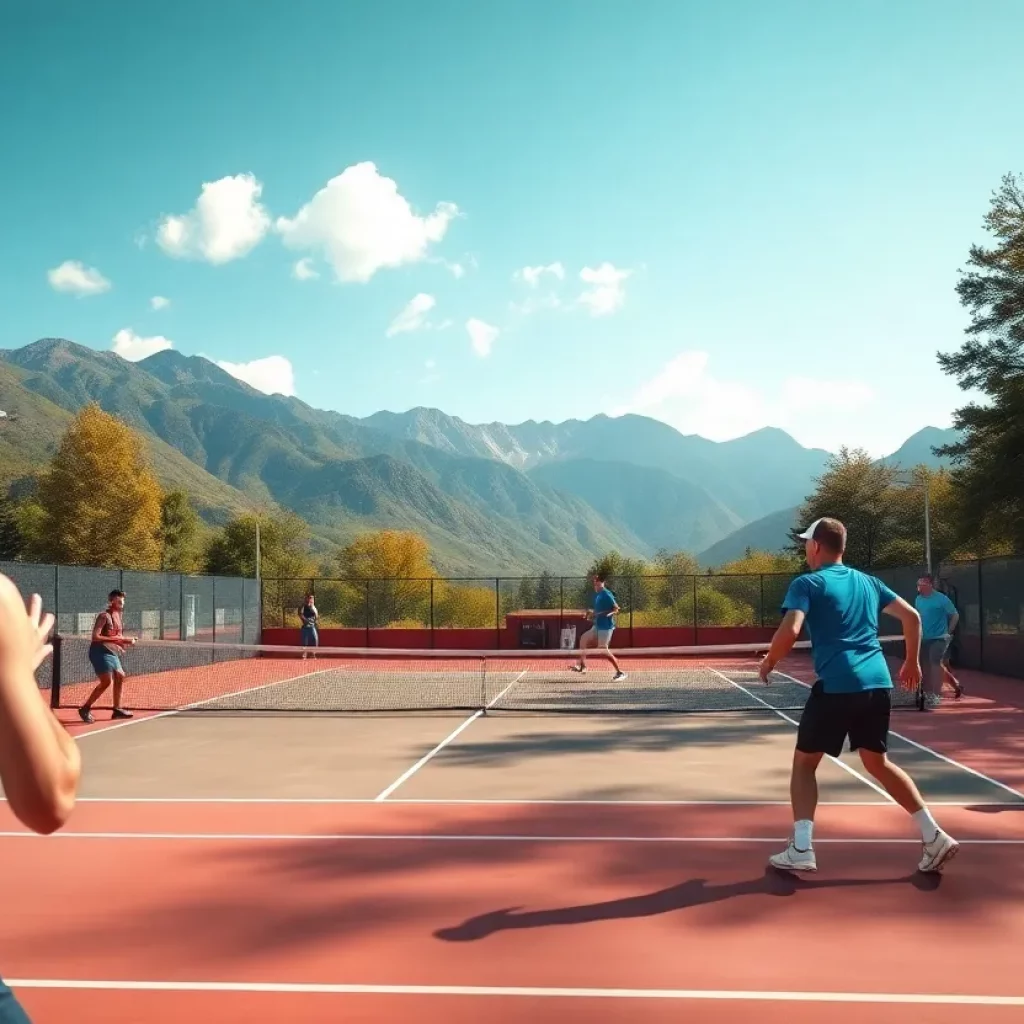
[0,338,959,572]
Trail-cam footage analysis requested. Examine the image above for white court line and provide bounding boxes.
[373,671,528,801]
[1,830,1021,844]
[6,979,1024,1004]
[9,796,1010,806]
[772,668,1024,802]
[708,667,895,802]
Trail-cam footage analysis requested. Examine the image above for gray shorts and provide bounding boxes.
[581,625,614,648]
[922,637,950,695]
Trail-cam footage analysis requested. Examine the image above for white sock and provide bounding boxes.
[793,819,813,851]
[913,808,940,843]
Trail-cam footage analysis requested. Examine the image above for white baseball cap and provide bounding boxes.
[796,517,847,543]
[796,518,825,540]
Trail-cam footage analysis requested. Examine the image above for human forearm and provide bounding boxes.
[761,612,802,671]
[0,665,80,833]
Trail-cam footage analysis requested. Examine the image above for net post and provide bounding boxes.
[494,578,500,650]
[480,652,487,713]
[692,575,698,644]
[364,580,371,648]
[49,633,61,709]
[977,557,985,672]
[212,577,217,644]
[429,578,435,648]
[628,576,634,647]
[759,575,765,628]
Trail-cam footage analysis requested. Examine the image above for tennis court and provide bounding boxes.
[3,640,1024,1022]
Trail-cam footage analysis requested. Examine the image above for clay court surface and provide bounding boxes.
[3,654,1024,1022]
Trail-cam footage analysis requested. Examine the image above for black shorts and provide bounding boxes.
[796,681,891,757]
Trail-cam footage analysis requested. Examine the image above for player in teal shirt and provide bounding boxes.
[915,575,961,706]
[571,574,627,681]
[757,517,958,876]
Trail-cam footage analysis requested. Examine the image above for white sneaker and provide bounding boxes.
[919,830,959,872]
[769,841,817,872]
[612,671,627,681]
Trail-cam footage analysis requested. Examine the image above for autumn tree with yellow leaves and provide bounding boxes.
[30,403,163,569]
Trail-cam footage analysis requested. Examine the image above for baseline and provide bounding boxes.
[8,979,1024,1006]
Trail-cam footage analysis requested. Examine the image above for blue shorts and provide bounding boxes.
[0,980,31,1022]
[88,643,123,678]
[300,625,319,647]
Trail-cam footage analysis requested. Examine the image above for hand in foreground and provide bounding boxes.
[26,592,56,672]
[0,586,55,675]
[898,658,922,691]
[0,575,81,836]
[758,655,773,684]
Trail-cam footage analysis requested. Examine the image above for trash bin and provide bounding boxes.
[519,618,547,648]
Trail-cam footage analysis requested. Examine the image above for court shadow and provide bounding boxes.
[434,866,941,941]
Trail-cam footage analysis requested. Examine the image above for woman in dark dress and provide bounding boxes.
[299,593,319,658]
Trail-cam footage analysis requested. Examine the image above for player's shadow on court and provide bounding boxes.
[433,868,941,942]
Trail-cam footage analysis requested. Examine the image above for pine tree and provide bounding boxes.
[936,172,1024,551]
[159,490,201,571]
[0,496,24,561]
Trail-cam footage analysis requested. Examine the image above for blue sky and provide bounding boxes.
[2,0,1021,457]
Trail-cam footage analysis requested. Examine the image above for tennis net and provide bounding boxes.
[50,634,921,715]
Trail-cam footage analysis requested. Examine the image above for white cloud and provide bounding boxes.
[112,328,173,362]
[613,351,875,449]
[466,318,499,357]
[47,260,111,296]
[216,355,296,396]
[387,293,436,337]
[157,173,271,263]
[578,262,632,316]
[150,295,171,310]
[430,256,465,278]
[514,262,565,288]
[292,258,319,281]
[510,293,563,317]
[275,161,459,283]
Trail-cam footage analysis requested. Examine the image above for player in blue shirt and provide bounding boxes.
[758,517,958,875]
[915,574,961,706]
[571,574,627,681]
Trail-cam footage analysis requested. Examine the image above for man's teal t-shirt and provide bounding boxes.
[594,588,617,630]
[781,564,899,693]
[914,591,956,641]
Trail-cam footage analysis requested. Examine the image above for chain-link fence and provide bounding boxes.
[264,572,811,635]
[263,559,1024,678]
[876,556,1023,678]
[0,560,260,694]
